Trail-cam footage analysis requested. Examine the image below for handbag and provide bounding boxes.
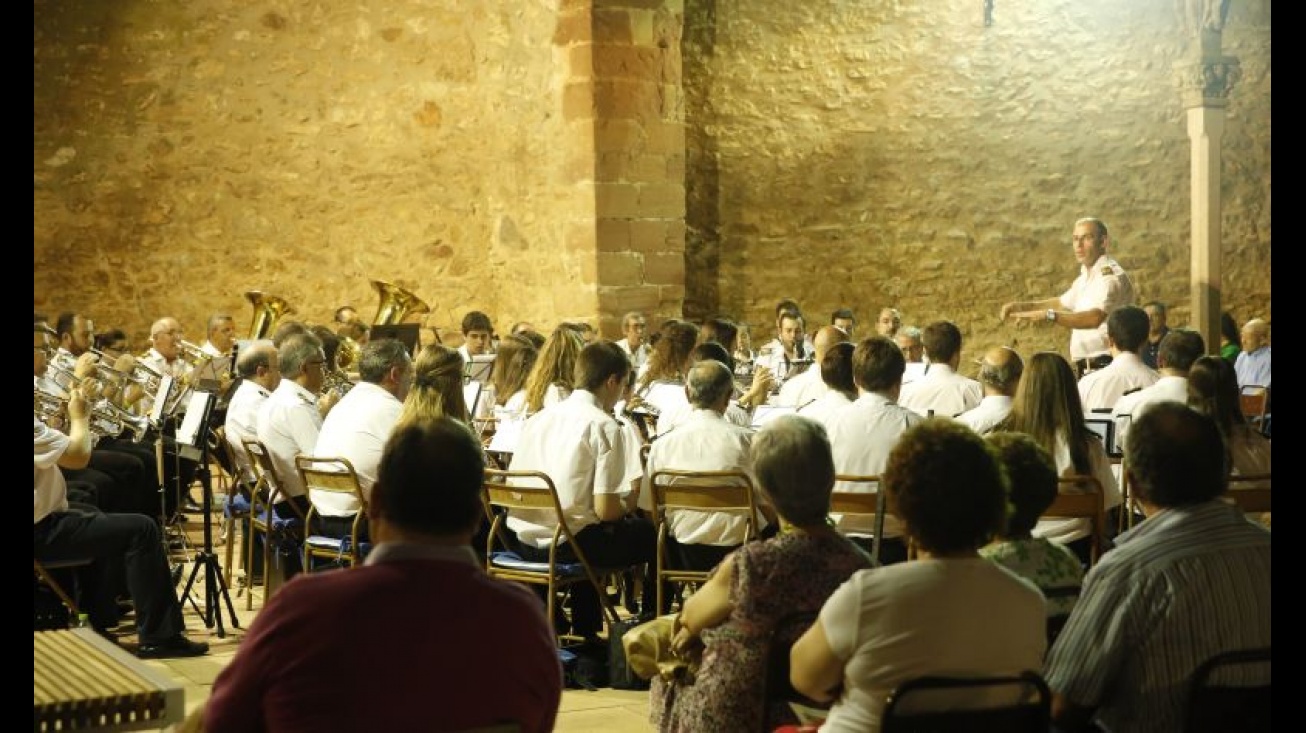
[620,614,696,683]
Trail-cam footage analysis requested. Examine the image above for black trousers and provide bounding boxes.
[33,507,185,643]
[513,516,656,637]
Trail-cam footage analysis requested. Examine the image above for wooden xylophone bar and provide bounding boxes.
[34,628,184,732]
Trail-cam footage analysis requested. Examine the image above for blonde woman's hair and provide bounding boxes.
[398,345,468,426]
[523,326,585,414]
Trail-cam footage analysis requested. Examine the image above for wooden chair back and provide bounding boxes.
[295,455,369,571]
[481,468,621,642]
[1050,475,1107,566]
[648,468,760,613]
[831,475,904,564]
[1225,473,1271,514]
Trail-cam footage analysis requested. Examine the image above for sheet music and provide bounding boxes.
[750,404,796,429]
[464,354,495,384]
[487,411,525,454]
[463,382,483,418]
[175,391,215,449]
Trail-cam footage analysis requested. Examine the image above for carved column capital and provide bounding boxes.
[1175,55,1241,108]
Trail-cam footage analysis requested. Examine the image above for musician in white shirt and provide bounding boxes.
[1077,305,1160,414]
[224,342,281,486]
[796,342,857,429]
[776,325,848,408]
[617,310,651,370]
[898,320,982,418]
[756,308,811,385]
[955,346,1023,435]
[644,360,769,576]
[507,341,654,637]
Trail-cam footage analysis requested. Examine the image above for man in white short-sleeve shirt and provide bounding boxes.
[1001,217,1136,377]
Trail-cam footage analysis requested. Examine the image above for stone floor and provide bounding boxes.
[113,492,657,731]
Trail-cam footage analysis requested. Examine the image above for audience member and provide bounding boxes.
[1000,352,1121,566]
[1077,305,1159,414]
[1045,403,1271,732]
[652,415,873,733]
[898,320,982,418]
[202,417,562,732]
[796,341,857,429]
[1233,317,1270,390]
[507,341,653,637]
[982,432,1084,623]
[790,419,1046,731]
[956,345,1024,435]
[1140,300,1170,370]
[825,336,925,564]
[1186,355,1271,483]
[1219,310,1242,363]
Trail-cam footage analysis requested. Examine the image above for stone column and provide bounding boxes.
[1176,5,1240,354]
[560,0,687,338]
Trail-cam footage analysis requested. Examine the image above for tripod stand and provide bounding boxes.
[174,391,241,637]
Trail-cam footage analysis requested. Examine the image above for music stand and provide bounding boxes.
[175,389,241,636]
[464,353,495,383]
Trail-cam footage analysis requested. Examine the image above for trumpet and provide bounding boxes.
[179,340,215,371]
[34,385,152,443]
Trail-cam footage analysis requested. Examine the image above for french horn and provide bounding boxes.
[246,291,295,340]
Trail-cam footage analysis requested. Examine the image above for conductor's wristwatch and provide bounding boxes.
[1046,309,1057,323]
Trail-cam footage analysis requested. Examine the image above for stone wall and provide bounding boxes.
[35,0,1271,363]
[684,0,1271,360]
[35,0,600,346]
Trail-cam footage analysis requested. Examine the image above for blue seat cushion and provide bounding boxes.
[224,492,252,518]
[305,534,372,557]
[489,550,585,578]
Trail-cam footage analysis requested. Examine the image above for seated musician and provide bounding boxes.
[643,359,773,581]
[518,324,585,416]
[507,341,655,637]
[311,338,414,544]
[34,319,208,659]
[775,325,847,409]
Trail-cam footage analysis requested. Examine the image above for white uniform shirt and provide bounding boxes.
[897,364,983,418]
[34,418,71,523]
[657,391,752,435]
[255,380,322,500]
[506,390,640,549]
[617,339,651,370]
[1077,352,1160,414]
[775,365,828,408]
[141,347,193,415]
[1031,432,1121,544]
[755,337,812,384]
[642,409,765,546]
[825,392,925,538]
[796,390,853,430]
[200,341,225,357]
[312,381,403,517]
[1059,254,1136,361]
[954,395,1014,436]
[224,380,272,484]
[1111,376,1189,450]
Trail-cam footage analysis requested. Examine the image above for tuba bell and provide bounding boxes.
[371,280,431,326]
[246,291,295,340]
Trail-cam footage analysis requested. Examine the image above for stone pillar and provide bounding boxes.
[561,0,687,338]
[1176,8,1240,355]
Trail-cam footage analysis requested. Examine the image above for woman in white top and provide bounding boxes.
[520,325,584,416]
[998,351,1121,567]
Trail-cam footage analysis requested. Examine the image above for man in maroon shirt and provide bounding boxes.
[202,416,562,732]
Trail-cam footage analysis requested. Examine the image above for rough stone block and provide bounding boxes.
[643,252,685,284]
[593,9,633,44]
[597,217,631,251]
[597,252,645,286]
[638,182,685,218]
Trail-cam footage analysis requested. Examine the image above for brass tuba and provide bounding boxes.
[246,291,295,340]
[371,280,431,326]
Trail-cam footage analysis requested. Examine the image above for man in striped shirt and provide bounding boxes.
[1045,402,1271,732]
